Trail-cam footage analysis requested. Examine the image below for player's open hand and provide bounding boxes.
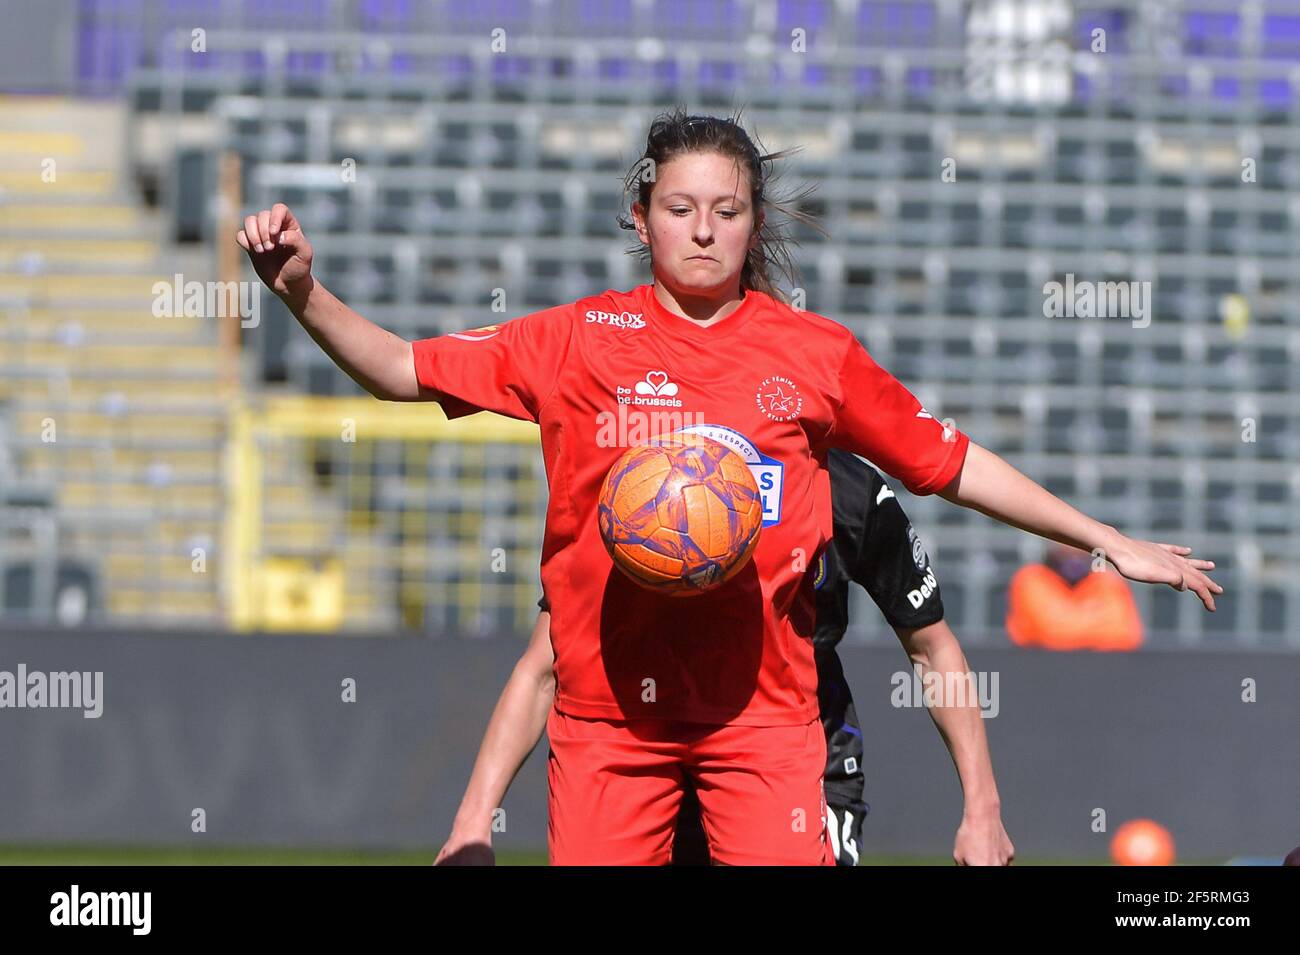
[954,812,1014,866]
[1106,538,1222,612]
[236,202,314,300]
[433,831,496,866]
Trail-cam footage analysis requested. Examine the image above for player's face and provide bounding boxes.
[633,150,762,299]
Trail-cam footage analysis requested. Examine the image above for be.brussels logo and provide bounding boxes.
[616,370,683,407]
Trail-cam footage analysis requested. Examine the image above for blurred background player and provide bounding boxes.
[1005,543,1143,651]
[432,447,1013,866]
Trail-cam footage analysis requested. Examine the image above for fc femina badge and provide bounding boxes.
[755,375,803,422]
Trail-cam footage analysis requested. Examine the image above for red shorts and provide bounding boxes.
[546,708,834,866]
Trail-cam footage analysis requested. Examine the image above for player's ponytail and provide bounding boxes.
[617,106,827,305]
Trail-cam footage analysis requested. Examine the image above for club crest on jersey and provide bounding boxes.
[449,323,502,342]
[675,423,785,526]
[755,375,803,422]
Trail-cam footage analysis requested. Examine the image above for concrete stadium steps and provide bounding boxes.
[0,382,225,407]
[0,130,86,162]
[0,96,126,173]
[0,272,179,301]
[0,97,238,629]
[0,203,148,234]
[9,408,228,443]
[0,338,222,378]
[0,237,161,269]
[2,342,222,373]
[14,308,210,340]
[105,588,219,620]
[0,169,116,198]
[17,444,222,478]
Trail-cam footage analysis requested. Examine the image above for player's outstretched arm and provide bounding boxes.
[938,442,1223,611]
[893,619,1014,866]
[237,203,422,401]
[434,612,556,866]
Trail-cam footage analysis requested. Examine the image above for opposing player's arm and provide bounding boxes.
[838,462,1009,862]
[891,618,1014,866]
[434,611,556,865]
[841,462,945,632]
[830,461,1011,864]
[238,203,422,401]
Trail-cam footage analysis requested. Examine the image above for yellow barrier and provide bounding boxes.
[223,394,541,633]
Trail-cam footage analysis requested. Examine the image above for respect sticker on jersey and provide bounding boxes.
[676,423,785,526]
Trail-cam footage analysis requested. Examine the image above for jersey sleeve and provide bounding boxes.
[834,455,946,630]
[825,334,969,496]
[410,303,575,422]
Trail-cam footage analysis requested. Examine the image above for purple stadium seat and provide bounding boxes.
[1184,11,1241,58]
[1262,14,1300,59]
[857,1,936,48]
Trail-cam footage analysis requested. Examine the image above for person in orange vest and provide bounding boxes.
[1006,543,1143,651]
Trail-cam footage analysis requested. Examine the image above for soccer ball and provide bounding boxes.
[597,433,763,595]
[1110,819,1176,866]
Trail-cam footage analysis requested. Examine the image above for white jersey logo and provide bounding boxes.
[635,370,679,397]
[755,375,804,422]
[585,308,646,329]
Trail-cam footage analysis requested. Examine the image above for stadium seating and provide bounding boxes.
[2,0,1297,647]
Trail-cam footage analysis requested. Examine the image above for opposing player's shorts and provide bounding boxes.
[546,708,835,866]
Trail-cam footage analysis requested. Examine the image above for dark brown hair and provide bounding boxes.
[617,106,826,304]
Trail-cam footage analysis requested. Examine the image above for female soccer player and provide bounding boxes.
[237,108,1220,866]
[434,448,1015,866]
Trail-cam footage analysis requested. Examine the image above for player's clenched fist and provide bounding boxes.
[236,202,314,300]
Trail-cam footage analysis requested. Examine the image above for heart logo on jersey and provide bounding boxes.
[635,370,679,397]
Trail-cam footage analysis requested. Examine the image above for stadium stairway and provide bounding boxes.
[0,95,229,626]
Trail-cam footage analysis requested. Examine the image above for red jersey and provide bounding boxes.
[412,284,968,726]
